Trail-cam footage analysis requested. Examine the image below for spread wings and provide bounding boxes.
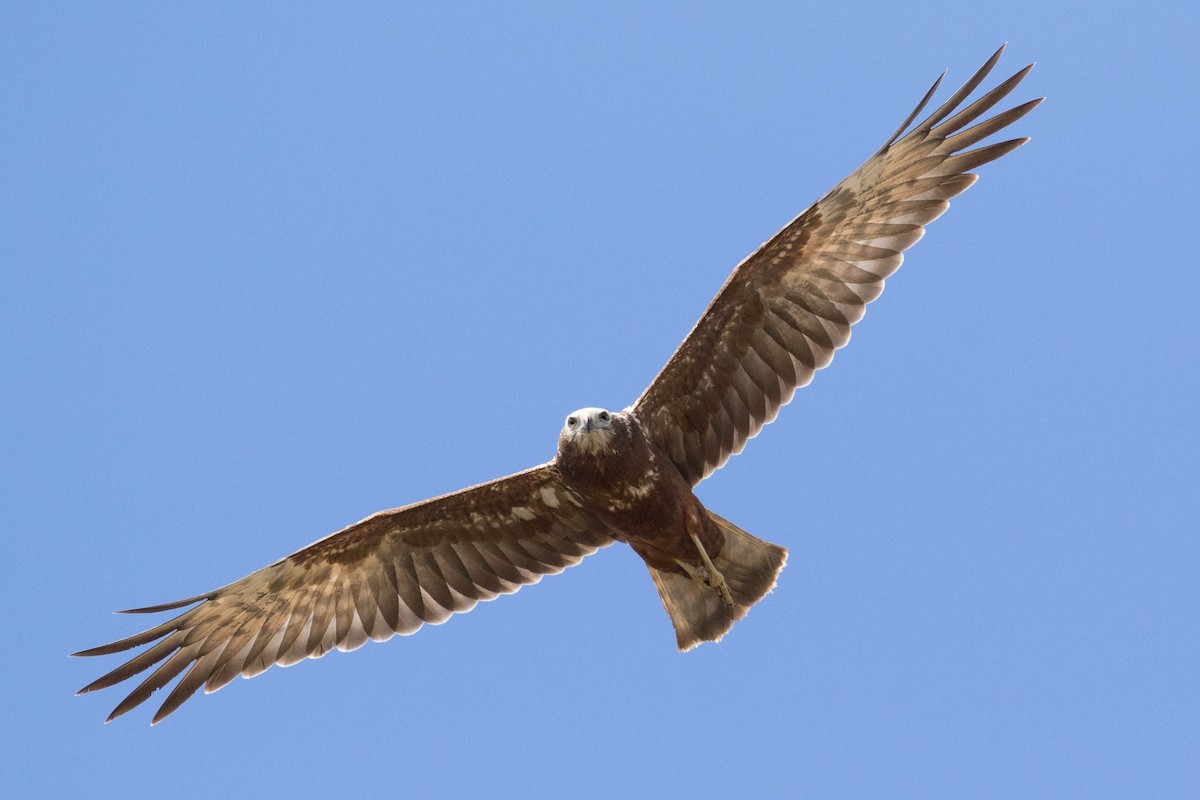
[631,46,1042,485]
[74,464,613,724]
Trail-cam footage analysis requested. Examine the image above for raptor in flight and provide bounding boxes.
[76,46,1040,724]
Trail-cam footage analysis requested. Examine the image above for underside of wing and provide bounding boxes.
[73,464,613,724]
[632,45,1041,485]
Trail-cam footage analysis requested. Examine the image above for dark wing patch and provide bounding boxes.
[73,464,613,724]
[631,45,1041,485]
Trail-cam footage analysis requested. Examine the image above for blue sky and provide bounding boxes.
[4,3,1197,798]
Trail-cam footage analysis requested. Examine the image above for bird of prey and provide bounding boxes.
[75,46,1040,724]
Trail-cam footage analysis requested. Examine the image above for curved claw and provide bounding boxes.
[682,533,735,607]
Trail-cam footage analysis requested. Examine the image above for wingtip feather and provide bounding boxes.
[118,593,210,614]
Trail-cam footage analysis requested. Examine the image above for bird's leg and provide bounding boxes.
[674,559,708,583]
[687,532,734,607]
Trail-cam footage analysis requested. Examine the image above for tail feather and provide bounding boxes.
[649,511,787,651]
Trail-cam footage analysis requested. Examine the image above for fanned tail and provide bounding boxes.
[649,511,787,651]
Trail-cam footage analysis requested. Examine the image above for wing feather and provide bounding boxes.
[74,463,613,723]
[632,46,1040,484]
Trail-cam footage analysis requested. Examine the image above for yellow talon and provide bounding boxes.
[688,533,734,607]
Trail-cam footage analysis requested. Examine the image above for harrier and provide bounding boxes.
[76,46,1040,724]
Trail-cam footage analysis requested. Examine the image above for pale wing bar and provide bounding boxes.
[633,46,1041,485]
[74,465,613,724]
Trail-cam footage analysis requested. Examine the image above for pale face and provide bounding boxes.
[561,407,617,456]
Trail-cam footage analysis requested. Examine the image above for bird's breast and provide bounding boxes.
[597,461,661,513]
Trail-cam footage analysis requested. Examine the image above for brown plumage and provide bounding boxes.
[75,46,1040,723]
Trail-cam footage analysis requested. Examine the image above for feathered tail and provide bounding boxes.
[649,511,787,651]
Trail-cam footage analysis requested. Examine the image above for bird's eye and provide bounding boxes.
[599,411,610,422]
[567,416,578,427]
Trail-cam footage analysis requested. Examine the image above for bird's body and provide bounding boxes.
[557,408,713,574]
[76,46,1041,724]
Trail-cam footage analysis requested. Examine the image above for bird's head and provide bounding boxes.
[559,407,619,458]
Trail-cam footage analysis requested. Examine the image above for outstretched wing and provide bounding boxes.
[74,464,613,724]
[631,45,1041,485]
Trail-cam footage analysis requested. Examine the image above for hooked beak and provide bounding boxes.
[583,419,594,432]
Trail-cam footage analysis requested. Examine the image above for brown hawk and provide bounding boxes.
[75,46,1040,724]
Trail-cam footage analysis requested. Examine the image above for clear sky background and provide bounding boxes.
[3,3,1197,798]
